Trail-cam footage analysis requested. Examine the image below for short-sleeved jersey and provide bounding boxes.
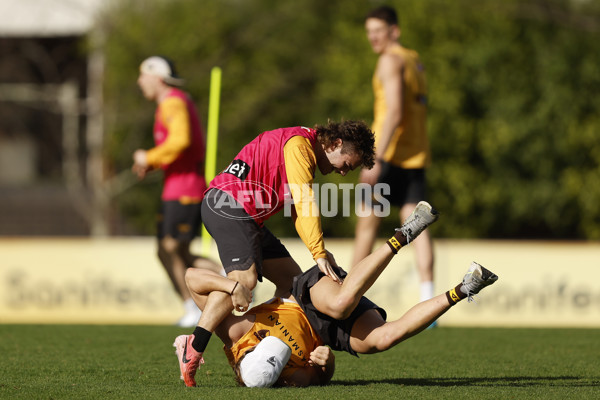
[372,46,430,169]
[223,298,323,381]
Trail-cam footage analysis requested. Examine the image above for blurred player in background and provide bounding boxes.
[354,6,435,307]
[177,120,376,380]
[174,202,499,387]
[132,56,221,327]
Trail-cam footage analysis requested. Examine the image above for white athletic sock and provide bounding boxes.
[177,298,202,328]
[184,297,198,313]
[420,281,434,302]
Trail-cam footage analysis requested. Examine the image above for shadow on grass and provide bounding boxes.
[331,376,600,387]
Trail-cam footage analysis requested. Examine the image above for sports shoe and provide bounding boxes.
[397,201,440,244]
[173,334,205,387]
[460,262,499,302]
[176,302,202,328]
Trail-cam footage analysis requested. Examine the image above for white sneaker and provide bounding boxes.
[176,300,202,327]
[397,201,440,244]
[461,262,498,302]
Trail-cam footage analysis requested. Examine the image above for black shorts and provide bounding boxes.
[201,189,290,281]
[291,265,387,356]
[362,164,427,207]
[157,200,202,241]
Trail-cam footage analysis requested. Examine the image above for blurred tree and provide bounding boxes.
[99,0,600,239]
[405,0,600,239]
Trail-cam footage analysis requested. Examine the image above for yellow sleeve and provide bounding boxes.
[283,136,327,260]
[146,97,191,167]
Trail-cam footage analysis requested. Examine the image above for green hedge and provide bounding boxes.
[100,0,600,239]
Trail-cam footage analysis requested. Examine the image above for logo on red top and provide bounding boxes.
[223,159,250,181]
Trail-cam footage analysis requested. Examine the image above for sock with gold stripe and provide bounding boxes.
[445,284,467,305]
[386,229,408,254]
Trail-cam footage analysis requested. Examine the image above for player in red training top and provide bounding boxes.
[176,120,376,386]
[132,56,221,327]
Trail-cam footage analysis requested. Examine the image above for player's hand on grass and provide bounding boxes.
[308,346,335,367]
[316,256,342,285]
[231,281,252,312]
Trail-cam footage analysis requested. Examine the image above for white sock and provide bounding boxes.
[184,298,198,313]
[176,298,202,327]
[420,281,434,302]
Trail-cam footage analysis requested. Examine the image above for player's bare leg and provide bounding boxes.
[158,236,202,327]
[352,210,382,266]
[311,202,439,320]
[349,295,451,354]
[174,266,253,385]
[179,249,224,326]
[184,267,253,348]
[197,265,257,330]
[310,244,396,320]
[159,236,210,327]
[400,203,435,301]
[158,237,183,296]
[175,265,257,387]
[187,252,223,274]
[349,262,499,354]
[262,256,303,298]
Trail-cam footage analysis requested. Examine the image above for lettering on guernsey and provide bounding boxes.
[265,313,306,361]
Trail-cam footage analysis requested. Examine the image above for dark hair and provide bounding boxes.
[314,120,375,169]
[365,5,399,26]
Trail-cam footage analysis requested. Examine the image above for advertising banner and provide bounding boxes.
[1,238,598,327]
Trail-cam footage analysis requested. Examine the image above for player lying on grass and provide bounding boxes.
[174,201,499,387]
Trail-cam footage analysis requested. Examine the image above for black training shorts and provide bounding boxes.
[291,265,387,356]
[365,164,427,207]
[201,189,290,281]
[157,200,202,241]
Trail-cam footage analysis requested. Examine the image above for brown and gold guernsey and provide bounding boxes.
[372,46,430,168]
[223,298,323,381]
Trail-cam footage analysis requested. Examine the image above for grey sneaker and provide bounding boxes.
[397,201,440,244]
[461,262,498,302]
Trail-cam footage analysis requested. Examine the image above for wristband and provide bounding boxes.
[230,281,239,296]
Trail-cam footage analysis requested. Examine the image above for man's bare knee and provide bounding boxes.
[375,326,409,352]
[157,245,167,260]
[328,294,356,320]
[159,236,179,254]
[184,267,196,285]
[184,267,206,292]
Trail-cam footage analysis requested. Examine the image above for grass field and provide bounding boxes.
[1,325,598,400]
